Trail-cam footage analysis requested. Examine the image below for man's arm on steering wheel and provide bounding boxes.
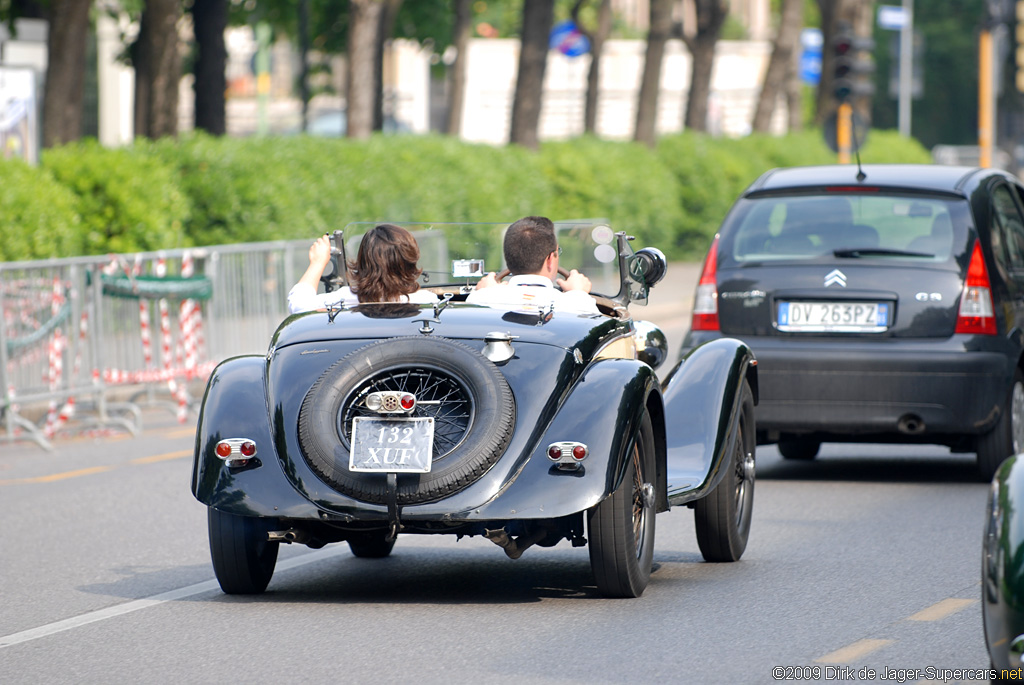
[556,269,591,293]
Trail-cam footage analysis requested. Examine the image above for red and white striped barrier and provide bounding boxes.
[97,253,212,422]
[43,277,66,438]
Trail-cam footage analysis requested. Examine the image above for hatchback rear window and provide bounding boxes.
[722,193,969,264]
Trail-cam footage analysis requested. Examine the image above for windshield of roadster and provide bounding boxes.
[339,221,630,298]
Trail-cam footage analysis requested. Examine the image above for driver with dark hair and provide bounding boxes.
[466,216,599,315]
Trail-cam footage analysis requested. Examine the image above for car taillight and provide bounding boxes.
[547,441,589,470]
[214,438,258,467]
[955,240,997,335]
[691,236,720,331]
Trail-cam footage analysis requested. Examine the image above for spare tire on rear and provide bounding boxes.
[298,336,515,504]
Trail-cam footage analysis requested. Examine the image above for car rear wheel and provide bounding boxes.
[587,411,656,598]
[777,437,819,460]
[977,368,1024,481]
[347,531,397,558]
[208,508,279,594]
[694,380,755,562]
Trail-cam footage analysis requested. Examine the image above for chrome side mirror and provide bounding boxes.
[630,247,667,287]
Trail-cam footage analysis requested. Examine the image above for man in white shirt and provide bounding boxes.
[466,216,600,315]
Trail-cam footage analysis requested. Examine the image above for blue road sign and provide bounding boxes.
[800,28,823,85]
[549,20,590,57]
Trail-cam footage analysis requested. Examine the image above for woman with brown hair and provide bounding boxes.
[287,223,437,314]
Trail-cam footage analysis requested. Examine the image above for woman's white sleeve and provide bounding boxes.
[287,283,319,314]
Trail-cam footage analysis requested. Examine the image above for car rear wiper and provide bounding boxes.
[833,248,934,258]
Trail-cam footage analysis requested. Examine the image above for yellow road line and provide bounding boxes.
[160,428,196,439]
[0,450,191,486]
[815,639,893,664]
[130,450,191,465]
[906,598,976,622]
[0,465,115,485]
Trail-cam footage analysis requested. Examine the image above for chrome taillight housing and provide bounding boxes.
[547,441,589,470]
[364,391,417,414]
[214,438,257,467]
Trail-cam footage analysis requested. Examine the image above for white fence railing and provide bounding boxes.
[0,239,310,449]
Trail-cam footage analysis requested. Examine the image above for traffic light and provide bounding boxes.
[832,22,876,102]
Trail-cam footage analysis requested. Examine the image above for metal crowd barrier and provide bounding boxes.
[0,239,310,449]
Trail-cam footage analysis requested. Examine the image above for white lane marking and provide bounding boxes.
[0,547,343,649]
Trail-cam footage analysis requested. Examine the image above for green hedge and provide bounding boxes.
[42,139,191,255]
[0,158,82,261]
[0,129,932,263]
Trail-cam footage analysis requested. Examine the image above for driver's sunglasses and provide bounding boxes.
[553,246,562,257]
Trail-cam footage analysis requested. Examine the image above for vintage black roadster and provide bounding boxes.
[191,221,758,598]
[984,454,1024,676]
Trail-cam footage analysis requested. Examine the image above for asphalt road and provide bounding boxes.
[0,263,994,684]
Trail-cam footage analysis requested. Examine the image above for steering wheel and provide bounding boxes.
[495,267,571,281]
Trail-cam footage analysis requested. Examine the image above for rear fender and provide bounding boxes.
[192,355,319,517]
[661,338,757,505]
[470,358,665,520]
[984,454,1024,671]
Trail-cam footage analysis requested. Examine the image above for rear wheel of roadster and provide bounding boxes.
[587,411,656,598]
[347,531,397,558]
[694,380,755,562]
[777,437,819,461]
[208,508,279,594]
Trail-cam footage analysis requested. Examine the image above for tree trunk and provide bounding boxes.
[786,59,803,131]
[446,0,471,136]
[633,0,672,147]
[41,0,90,148]
[348,0,384,139]
[751,0,802,133]
[571,0,612,135]
[298,0,311,132]
[133,0,183,139]
[191,0,227,136]
[509,0,555,150]
[682,0,728,133]
[373,0,403,131]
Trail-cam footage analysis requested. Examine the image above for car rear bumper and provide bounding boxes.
[682,334,1013,439]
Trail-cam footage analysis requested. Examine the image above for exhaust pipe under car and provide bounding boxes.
[897,414,925,435]
[268,529,325,548]
[484,527,549,560]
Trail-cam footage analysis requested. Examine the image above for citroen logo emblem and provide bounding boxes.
[824,269,847,287]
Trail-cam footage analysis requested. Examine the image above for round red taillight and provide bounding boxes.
[400,394,415,410]
[548,446,562,460]
[572,445,587,460]
[215,442,232,458]
[239,441,256,457]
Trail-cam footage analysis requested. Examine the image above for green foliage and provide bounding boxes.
[0,159,83,262]
[859,128,933,164]
[537,136,682,249]
[1,129,934,263]
[151,133,315,245]
[41,140,191,255]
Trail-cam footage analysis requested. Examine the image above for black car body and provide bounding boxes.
[682,164,1024,478]
[192,221,758,598]
[984,454,1024,676]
